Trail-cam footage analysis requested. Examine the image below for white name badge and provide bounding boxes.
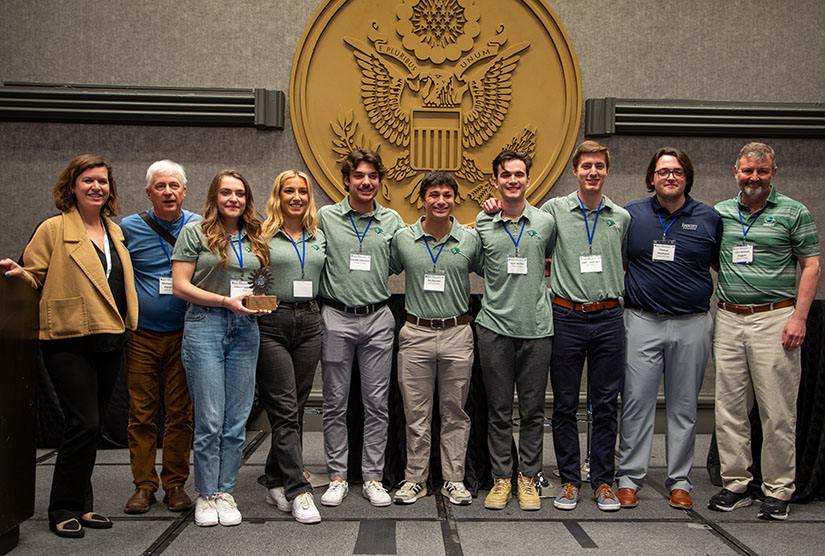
[732,244,753,264]
[423,273,446,292]
[293,279,313,298]
[507,257,528,274]
[350,252,371,271]
[158,276,173,295]
[652,240,676,262]
[230,279,253,298]
[580,254,603,273]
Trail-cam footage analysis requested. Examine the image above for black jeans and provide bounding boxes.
[256,300,321,500]
[42,339,122,525]
[550,304,625,491]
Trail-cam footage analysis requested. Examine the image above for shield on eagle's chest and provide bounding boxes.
[410,108,461,171]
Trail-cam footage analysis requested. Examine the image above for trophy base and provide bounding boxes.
[244,295,279,311]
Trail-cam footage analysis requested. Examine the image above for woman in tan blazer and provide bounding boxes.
[1,154,138,539]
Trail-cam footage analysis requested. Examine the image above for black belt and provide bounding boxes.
[277,299,317,310]
[322,298,388,315]
[405,314,473,330]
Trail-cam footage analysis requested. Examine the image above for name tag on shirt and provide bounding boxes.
[423,273,446,292]
[230,279,253,298]
[652,240,676,262]
[732,244,753,264]
[580,254,602,273]
[293,279,313,298]
[350,251,371,271]
[507,257,528,274]
[158,276,173,295]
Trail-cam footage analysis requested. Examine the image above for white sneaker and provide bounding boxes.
[194,495,218,527]
[442,481,472,505]
[321,478,349,506]
[215,492,242,526]
[362,480,391,507]
[292,492,321,524]
[265,486,290,512]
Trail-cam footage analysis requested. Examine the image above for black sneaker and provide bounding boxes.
[757,496,789,520]
[707,488,751,512]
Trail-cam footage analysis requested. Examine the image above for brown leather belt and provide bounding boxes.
[553,296,619,312]
[405,314,473,329]
[322,298,388,315]
[717,299,795,315]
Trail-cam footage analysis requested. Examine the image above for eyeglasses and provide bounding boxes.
[654,168,685,178]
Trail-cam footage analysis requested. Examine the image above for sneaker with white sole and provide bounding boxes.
[215,492,242,526]
[321,478,349,506]
[594,484,621,512]
[292,492,321,524]
[265,486,290,512]
[393,481,427,504]
[194,495,219,527]
[362,480,392,507]
[441,481,472,505]
[554,483,580,511]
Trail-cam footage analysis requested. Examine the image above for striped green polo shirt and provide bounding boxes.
[716,186,819,305]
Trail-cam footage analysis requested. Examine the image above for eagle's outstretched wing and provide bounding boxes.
[463,42,529,149]
[345,38,410,147]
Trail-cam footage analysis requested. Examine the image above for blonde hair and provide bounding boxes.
[201,169,269,268]
[261,170,319,239]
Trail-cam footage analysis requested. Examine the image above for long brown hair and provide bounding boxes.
[261,170,319,239]
[52,154,120,216]
[201,169,269,268]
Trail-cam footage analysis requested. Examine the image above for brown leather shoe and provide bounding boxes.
[617,488,637,508]
[670,488,693,509]
[163,486,193,512]
[124,488,157,514]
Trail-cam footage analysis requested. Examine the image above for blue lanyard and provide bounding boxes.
[153,212,185,270]
[284,228,306,279]
[578,194,603,253]
[501,219,526,256]
[229,231,244,276]
[737,204,766,242]
[656,212,677,240]
[424,237,446,272]
[349,213,373,252]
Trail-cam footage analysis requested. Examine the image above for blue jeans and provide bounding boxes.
[550,304,625,490]
[181,305,259,496]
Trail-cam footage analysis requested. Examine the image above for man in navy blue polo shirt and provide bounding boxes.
[615,147,722,511]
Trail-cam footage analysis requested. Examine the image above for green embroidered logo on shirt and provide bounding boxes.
[606,220,615,226]
[451,247,461,254]
[528,230,537,237]
[375,227,384,234]
[312,244,321,250]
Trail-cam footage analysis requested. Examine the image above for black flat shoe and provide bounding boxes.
[50,518,85,538]
[80,512,113,529]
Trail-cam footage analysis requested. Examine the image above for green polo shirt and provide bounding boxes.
[390,216,482,318]
[318,196,404,306]
[541,191,629,303]
[474,201,556,338]
[265,228,326,302]
[716,186,819,305]
[172,221,263,296]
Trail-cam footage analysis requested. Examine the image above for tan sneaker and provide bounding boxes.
[517,472,541,511]
[484,478,512,510]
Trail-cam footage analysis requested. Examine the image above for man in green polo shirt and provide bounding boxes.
[389,170,482,506]
[475,150,556,511]
[542,140,630,513]
[709,142,820,521]
[317,148,405,508]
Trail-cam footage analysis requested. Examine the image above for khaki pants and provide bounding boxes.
[713,306,801,500]
[397,322,473,483]
[126,328,193,491]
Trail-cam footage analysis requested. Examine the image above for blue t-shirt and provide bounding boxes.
[624,196,721,314]
[121,209,202,332]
